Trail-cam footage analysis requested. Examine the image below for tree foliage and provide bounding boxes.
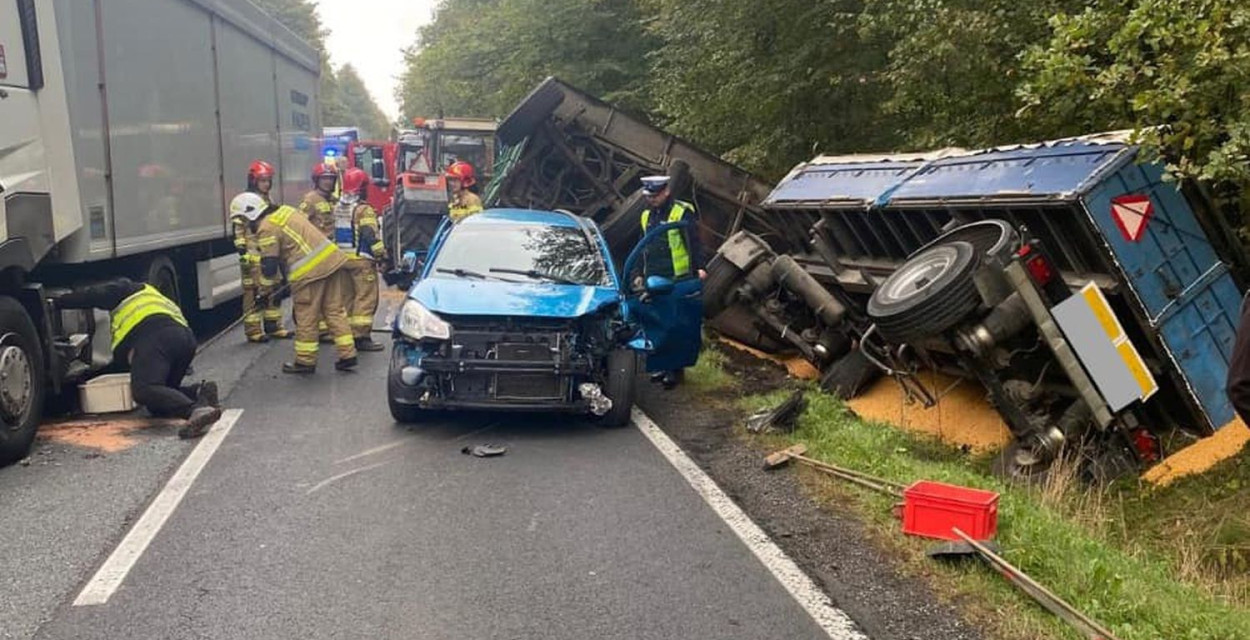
[397,0,656,121]
[1020,0,1250,185]
[396,0,1250,192]
[337,65,392,139]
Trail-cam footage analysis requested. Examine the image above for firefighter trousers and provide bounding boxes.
[292,270,357,367]
[344,258,379,339]
[241,262,285,340]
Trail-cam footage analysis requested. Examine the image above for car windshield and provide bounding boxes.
[430,222,610,286]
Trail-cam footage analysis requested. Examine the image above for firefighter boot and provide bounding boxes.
[282,362,317,375]
[355,337,385,352]
[334,356,358,372]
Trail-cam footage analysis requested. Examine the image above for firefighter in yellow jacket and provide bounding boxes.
[334,168,388,352]
[229,192,357,374]
[235,160,291,343]
[446,161,484,223]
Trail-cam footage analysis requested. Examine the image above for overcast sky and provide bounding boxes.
[313,0,439,121]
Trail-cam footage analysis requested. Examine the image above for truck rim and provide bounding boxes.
[0,334,33,425]
[879,244,960,303]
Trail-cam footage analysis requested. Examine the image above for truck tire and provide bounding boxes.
[868,241,981,344]
[598,349,638,428]
[0,297,45,466]
[497,79,564,146]
[820,350,882,400]
[144,254,181,306]
[702,254,743,319]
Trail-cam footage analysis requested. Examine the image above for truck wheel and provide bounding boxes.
[702,254,743,319]
[144,255,181,305]
[0,298,45,466]
[820,350,882,400]
[599,349,638,428]
[867,240,981,344]
[497,79,564,146]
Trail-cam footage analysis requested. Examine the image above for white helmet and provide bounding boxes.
[229,192,267,222]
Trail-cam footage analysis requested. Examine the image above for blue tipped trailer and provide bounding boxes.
[708,133,1247,478]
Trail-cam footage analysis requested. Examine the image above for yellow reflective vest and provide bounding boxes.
[640,200,694,277]
[110,285,188,351]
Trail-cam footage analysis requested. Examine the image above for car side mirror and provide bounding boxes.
[645,275,675,295]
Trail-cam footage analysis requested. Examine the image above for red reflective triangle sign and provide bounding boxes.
[1111,194,1154,242]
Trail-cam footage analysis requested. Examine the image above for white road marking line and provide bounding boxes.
[631,407,868,640]
[305,460,391,495]
[73,409,244,607]
[334,441,405,465]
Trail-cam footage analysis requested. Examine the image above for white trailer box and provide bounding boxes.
[0,0,321,463]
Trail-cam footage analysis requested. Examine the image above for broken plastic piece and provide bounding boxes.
[461,443,507,458]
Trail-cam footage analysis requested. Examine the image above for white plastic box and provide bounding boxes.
[78,373,136,414]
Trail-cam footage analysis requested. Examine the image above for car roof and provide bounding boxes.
[458,208,584,228]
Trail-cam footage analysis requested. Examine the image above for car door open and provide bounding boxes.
[621,221,704,372]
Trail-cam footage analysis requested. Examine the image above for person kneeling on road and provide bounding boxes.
[53,278,222,439]
[230,192,358,375]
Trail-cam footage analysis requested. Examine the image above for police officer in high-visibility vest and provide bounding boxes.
[639,175,706,388]
[235,160,292,343]
[230,192,358,374]
[53,278,222,439]
[335,168,388,352]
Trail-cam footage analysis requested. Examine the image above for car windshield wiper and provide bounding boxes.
[436,267,489,280]
[489,268,584,286]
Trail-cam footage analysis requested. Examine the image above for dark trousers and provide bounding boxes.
[130,324,200,419]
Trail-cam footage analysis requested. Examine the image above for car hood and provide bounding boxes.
[409,277,622,319]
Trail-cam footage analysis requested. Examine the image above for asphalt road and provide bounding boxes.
[4,309,848,639]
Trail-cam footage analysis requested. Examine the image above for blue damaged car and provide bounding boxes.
[387,209,703,426]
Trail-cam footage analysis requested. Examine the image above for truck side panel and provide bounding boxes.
[100,0,223,256]
[214,17,281,211]
[273,55,319,206]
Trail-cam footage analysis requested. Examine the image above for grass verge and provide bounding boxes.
[685,350,1250,640]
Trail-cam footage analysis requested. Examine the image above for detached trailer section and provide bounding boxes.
[0,0,320,462]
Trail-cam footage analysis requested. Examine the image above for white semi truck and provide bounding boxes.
[0,0,322,463]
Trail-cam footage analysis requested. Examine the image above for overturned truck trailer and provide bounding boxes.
[485,78,778,262]
[710,133,1248,479]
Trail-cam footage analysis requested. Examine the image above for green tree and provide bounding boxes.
[857,0,1085,149]
[645,0,895,179]
[1020,0,1250,185]
[397,0,656,122]
[335,64,393,139]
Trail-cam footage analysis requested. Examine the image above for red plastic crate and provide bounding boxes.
[901,480,999,541]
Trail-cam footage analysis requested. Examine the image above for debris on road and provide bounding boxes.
[745,390,808,434]
[461,444,508,458]
[949,528,1124,640]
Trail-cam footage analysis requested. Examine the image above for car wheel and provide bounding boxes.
[387,346,428,424]
[0,298,45,466]
[867,240,981,344]
[599,349,638,428]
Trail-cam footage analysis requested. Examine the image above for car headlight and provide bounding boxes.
[396,300,451,341]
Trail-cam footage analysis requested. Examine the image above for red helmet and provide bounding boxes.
[445,161,476,187]
[311,163,338,184]
[248,160,275,180]
[341,168,369,196]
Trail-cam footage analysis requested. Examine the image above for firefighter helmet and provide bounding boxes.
[311,163,338,184]
[445,161,476,188]
[248,160,275,180]
[229,192,268,222]
[341,167,369,197]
